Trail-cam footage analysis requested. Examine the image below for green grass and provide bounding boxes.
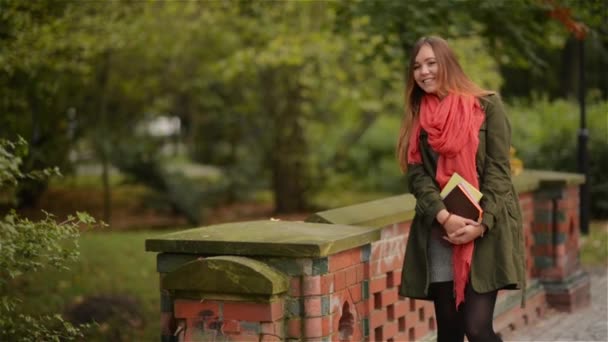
[312,189,393,209]
[581,221,608,267]
[13,230,173,341]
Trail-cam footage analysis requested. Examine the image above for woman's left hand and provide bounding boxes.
[443,224,485,245]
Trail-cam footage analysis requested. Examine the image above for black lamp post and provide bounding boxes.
[547,3,590,235]
[577,37,590,235]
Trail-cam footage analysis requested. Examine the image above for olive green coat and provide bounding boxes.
[398,94,525,300]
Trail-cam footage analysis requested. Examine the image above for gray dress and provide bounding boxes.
[424,134,454,283]
[428,223,453,282]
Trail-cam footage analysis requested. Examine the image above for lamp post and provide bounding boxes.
[577,38,589,235]
[547,2,589,234]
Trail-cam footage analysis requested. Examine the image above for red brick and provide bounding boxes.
[334,270,347,291]
[304,296,323,317]
[370,275,387,294]
[289,277,301,296]
[398,221,412,232]
[345,266,358,287]
[286,318,301,338]
[381,223,409,240]
[371,236,407,260]
[303,275,322,296]
[532,222,552,232]
[351,248,363,265]
[414,321,430,340]
[393,332,409,341]
[383,321,399,340]
[321,274,334,294]
[261,321,283,336]
[355,300,370,317]
[304,316,331,338]
[380,288,399,307]
[393,270,402,287]
[329,248,360,272]
[370,254,404,277]
[223,300,284,322]
[260,334,281,342]
[223,320,240,334]
[355,263,366,282]
[347,283,362,303]
[225,332,259,342]
[174,299,220,319]
[322,315,331,336]
[394,299,408,318]
[361,262,370,281]
[370,309,387,328]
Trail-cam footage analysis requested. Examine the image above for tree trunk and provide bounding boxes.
[262,68,309,213]
[98,51,112,225]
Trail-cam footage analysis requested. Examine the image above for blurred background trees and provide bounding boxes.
[1,0,606,220]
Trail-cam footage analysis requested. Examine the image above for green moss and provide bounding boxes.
[162,256,289,298]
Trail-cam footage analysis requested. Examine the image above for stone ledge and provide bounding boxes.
[307,194,416,228]
[307,169,584,229]
[146,220,380,257]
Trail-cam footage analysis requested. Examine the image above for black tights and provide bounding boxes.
[429,281,502,342]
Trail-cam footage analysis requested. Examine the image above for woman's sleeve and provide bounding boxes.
[480,95,513,231]
[407,163,446,227]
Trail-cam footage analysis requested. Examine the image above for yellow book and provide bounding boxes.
[440,172,483,202]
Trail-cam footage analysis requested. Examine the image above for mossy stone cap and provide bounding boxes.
[146,220,381,257]
[162,256,288,295]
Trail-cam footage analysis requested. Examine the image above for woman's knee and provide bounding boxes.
[464,320,494,342]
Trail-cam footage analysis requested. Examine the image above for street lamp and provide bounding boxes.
[548,2,589,234]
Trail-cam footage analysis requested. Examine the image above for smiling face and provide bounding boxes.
[413,44,439,95]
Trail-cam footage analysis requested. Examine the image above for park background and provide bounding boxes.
[1,1,606,341]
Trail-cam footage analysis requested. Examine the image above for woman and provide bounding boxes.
[396,36,525,342]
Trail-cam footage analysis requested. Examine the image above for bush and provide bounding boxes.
[0,138,100,342]
[508,97,608,218]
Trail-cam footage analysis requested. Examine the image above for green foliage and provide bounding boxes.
[0,138,100,341]
[336,0,607,99]
[111,137,226,225]
[580,221,608,266]
[509,98,608,217]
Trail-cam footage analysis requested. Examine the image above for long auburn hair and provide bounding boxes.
[396,36,493,172]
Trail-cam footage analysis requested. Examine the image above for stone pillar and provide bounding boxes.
[531,178,590,312]
[146,220,381,341]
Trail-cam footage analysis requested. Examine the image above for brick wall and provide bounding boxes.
[147,170,590,341]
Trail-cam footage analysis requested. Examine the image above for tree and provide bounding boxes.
[334,0,607,99]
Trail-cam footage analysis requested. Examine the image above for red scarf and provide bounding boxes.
[407,93,484,308]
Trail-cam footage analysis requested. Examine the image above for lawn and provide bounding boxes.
[13,230,166,341]
[581,221,608,267]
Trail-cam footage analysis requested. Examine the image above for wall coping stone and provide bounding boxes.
[146,220,380,257]
[307,169,584,227]
[162,256,288,298]
[307,193,416,228]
